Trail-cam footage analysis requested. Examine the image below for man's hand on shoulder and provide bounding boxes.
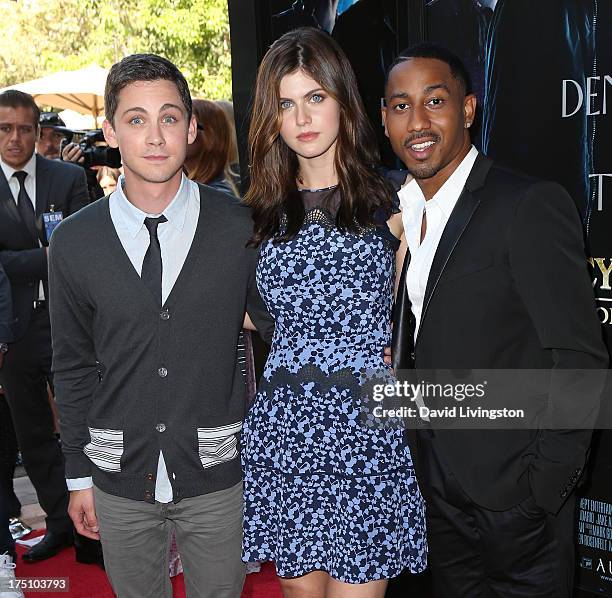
[68,488,100,540]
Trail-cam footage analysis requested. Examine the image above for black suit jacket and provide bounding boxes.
[0,154,89,341]
[0,260,12,343]
[392,154,608,514]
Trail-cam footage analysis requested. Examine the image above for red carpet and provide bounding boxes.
[14,531,282,598]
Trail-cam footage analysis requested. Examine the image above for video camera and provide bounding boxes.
[58,128,122,169]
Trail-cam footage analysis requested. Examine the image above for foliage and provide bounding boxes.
[0,0,232,99]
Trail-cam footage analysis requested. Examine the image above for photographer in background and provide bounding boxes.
[61,130,121,202]
[36,112,68,161]
[61,139,104,202]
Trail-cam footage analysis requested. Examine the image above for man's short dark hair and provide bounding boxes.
[0,90,40,128]
[104,54,192,125]
[385,43,473,96]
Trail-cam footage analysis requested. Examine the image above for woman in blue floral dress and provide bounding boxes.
[242,27,426,597]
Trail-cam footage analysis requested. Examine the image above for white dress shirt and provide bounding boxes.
[398,146,479,342]
[66,173,201,502]
[1,153,44,300]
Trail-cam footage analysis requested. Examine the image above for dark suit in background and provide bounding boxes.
[0,260,11,344]
[0,260,15,558]
[0,256,19,520]
[392,154,608,596]
[332,0,399,166]
[481,0,596,219]
[0,154,88,535]
[271,0,320,39]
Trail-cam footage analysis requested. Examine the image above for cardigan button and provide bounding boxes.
[160,310,170,321]
[156,423,166,433]
[158,367,168,378]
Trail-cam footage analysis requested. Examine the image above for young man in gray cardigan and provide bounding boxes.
[48,54,272,598]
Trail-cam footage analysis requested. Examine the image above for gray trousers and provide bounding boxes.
[94,482,245,598]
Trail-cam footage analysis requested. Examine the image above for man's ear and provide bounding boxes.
[187,114,197,145]
[464,93,477,128]
[102,119,118,148]
[381,105,389,138]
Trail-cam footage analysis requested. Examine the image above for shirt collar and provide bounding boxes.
[1,152,36,183]
[429,145,479,218]
[113,173,189,238]
[398,178,426,226]
[397,145,479,220]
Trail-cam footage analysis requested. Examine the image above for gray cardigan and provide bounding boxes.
[49,184,272,503]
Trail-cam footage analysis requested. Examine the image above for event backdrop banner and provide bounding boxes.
[229,1,612,594]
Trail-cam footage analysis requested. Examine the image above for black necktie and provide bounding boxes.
[141,216,167,306]
[13,171,38,244]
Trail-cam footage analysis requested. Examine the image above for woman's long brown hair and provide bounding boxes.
[188,99,238,194]
[244,27,393,246]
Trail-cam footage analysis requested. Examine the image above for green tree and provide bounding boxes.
[0,0,232,99]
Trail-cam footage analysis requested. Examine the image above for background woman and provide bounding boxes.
[242,27,426,597]
[215,99,241,183]
[185,98,239,196]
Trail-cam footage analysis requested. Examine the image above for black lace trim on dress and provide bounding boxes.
[258,364,362,400]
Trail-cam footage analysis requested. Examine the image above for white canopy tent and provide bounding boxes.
[58,109,103,130]
[0,65,108,118]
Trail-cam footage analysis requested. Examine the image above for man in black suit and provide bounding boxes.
[0,262,11,369]
[382,45,608,596]
[0,260,16,562]
[0,90,89,562]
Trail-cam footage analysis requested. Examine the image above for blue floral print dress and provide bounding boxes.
[242,188,427,583]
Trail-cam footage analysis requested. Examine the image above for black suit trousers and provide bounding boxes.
[0,475,14,555]
[0,306,70,533]
[0,394,19,516]
[418,431,575,598]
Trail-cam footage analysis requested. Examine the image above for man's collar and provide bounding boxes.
[429,145,479,218]
[114,173,189,238]
[0,152,36,183]
[395,146,479,219]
